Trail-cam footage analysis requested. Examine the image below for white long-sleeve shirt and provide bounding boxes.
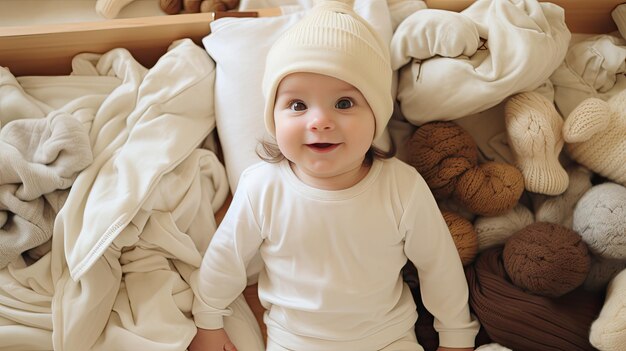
[194,157,479,350]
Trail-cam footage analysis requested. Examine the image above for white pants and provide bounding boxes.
[265,329,424,351]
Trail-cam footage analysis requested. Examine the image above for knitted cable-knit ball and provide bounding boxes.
[503,222,591,297]
[406,121,478,200]
[573,182,626,260]
[454,162,524,216]
[442,210,478,265]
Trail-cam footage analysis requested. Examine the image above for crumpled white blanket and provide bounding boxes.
[0,39,240,351]
[0,111,92,268]
[391,0,571,125]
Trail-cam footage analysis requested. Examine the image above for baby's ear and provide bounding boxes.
[563,98,610,143]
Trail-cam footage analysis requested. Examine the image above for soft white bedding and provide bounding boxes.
[0,39,259,351]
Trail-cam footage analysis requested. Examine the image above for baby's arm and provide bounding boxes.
[188,328,237,351]
[403,177,480,348]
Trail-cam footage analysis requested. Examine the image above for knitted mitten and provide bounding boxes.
[474,203,534,252]
[573,182,626,260]
[563,91,626,187]
[505,91,569,195]
[532,164,593,228]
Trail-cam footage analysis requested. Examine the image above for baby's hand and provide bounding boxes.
[188,328,237,351]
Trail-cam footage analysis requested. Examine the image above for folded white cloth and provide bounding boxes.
[550,34,626,118]
[392,0,570,125]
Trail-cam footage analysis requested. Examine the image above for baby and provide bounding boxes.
[190,1,479,350]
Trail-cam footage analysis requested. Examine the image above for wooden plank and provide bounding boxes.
[0,9,280,76]
[425,0,622,34]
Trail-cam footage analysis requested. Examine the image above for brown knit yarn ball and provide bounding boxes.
[160,0,182,14]
[442,211,478,266]
[200,0,227,12]
[183,0,202,13]
[503,222,591,297]
[406,121,478,200]
[454,162,525,216]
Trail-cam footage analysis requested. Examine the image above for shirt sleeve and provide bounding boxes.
[401,176,480,348]
[191,174,264,329]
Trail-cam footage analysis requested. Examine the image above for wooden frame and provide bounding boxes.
[0,1,622,77]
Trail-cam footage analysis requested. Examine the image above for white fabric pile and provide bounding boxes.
[0,39,236,351]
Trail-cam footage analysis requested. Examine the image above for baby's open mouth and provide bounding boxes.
[307,143,339,152]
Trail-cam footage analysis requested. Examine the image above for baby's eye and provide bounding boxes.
[289,101,307,111]
[335,98,354,109]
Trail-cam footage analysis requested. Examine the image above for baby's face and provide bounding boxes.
[273,72,375,190]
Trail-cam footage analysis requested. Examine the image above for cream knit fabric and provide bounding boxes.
[563,90,626,187]
[532,164,593,228]
[474,203,534,252]
[589,268,626,351]
[573,182,626,260]
[505,91,569,195]
[262,0,393,140]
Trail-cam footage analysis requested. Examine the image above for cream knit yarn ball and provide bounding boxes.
[573,182,626,260]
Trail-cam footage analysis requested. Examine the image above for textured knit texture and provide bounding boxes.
[573,182,626,260]
[406,121,478,200]
[589,268,626,351]
[503,222,591,297]
[532,164,593,228]
[442,211,478,266]
[467,247,604,351]
[474,204,534,252]
[262,0,393,140]
[584,256,626,293]
[563,90,626,187]
[454,162,524,217]
[407,121,523,216]
[505,91,569,195]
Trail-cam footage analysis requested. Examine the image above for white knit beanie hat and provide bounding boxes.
[262,0,393,140]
